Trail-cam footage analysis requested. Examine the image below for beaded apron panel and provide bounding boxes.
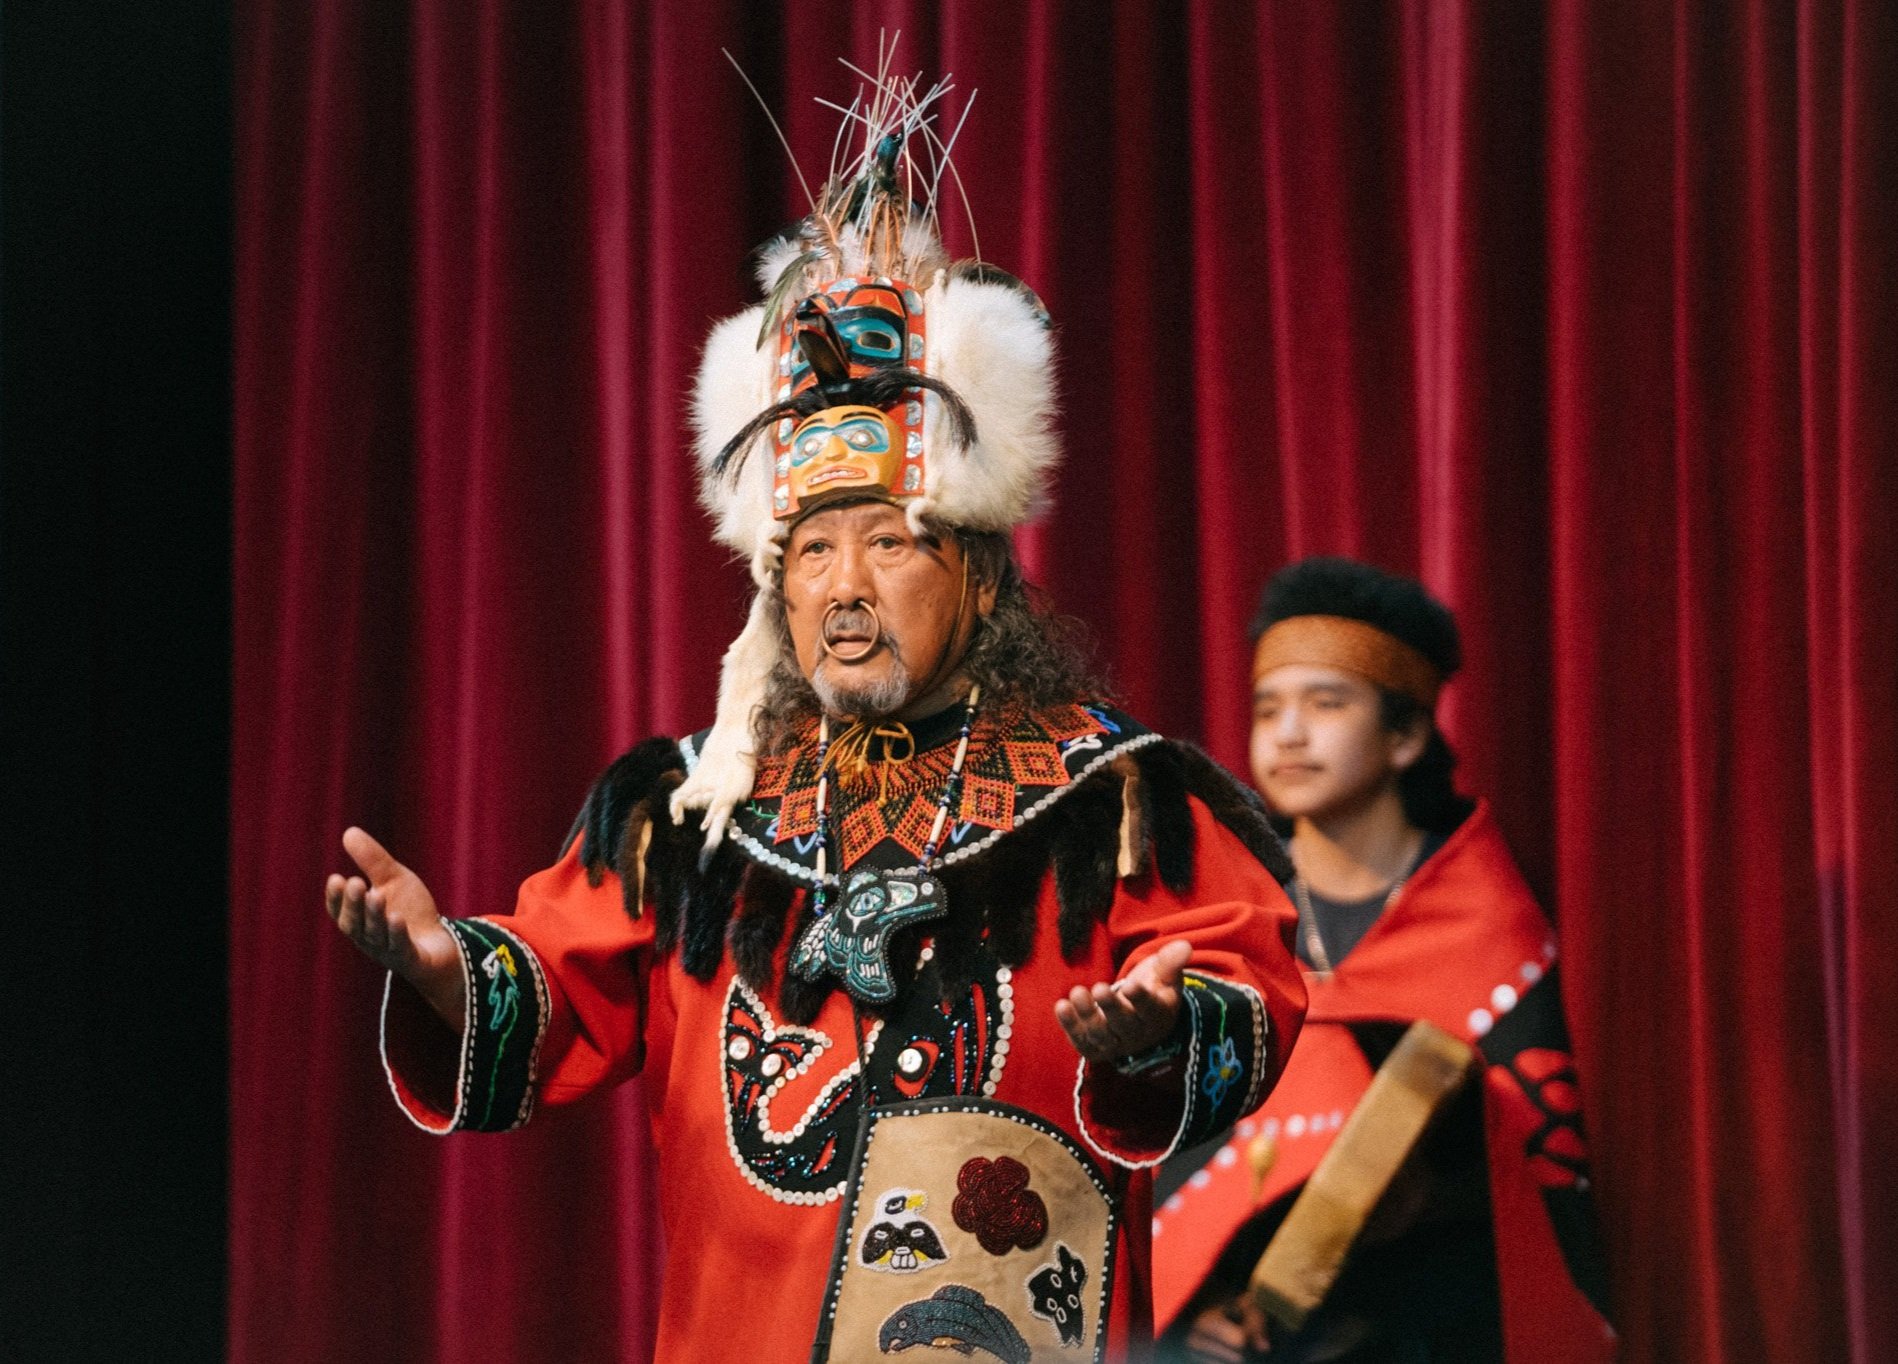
[811,1098,1118,1364]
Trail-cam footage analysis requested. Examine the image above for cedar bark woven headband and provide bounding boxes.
[1251,614,1444,708]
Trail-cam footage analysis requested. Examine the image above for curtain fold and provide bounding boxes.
[232,4,1895,1360]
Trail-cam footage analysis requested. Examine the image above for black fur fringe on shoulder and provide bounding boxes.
[566,737,688,880]
[776,894,833,1025]
[679,843,748,981]
[643,776,698,951]
[561,735,1289,1014]
[931,806,1063,995]
[1129,742,1196,891]
[1045,776,1125,959]
[728,866,799,991]
[1172,742,1295,885]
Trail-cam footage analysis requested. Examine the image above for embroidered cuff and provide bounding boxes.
[1176,971,1269,1146]
[1110,1032,1185,1079]
[1075,970,1268,1169]
[380,918,548,1134]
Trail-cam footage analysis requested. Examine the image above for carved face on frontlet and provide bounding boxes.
[782,405,905,518]
[787,279,917,383]
[770,274,928,521]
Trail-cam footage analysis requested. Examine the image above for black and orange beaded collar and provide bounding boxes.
[681,699,1162,887]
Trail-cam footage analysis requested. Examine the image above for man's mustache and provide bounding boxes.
[823,607,884,645]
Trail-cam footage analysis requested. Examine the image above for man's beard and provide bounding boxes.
[811,640,912,720]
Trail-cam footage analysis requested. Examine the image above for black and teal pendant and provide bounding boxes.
[790,867,948,1004]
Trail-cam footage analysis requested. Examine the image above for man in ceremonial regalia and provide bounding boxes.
[323,73,1306,1363]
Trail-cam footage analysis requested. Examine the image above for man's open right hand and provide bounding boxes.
[324,827,466,1030]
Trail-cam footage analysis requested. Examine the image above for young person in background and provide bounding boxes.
[1154,558,1614,1364]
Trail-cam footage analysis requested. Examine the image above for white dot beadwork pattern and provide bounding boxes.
[719,978,852,1204]
[754,1034,843,1146]
[983,965,1014,1097]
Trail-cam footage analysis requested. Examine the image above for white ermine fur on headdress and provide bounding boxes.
[672,56,1060,846]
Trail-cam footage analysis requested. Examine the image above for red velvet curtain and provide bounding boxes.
[231,4,1896,1361]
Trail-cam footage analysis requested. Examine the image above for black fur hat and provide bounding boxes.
[1249,556,1461,683]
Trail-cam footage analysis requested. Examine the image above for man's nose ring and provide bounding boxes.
[820,600,882,663]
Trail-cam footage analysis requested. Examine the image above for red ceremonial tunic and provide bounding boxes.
[382,710,1306,1363]
[1151,800,1615,1361]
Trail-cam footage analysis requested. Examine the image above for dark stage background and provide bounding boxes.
[13,1,1893,1362]
[4,1,231,1361]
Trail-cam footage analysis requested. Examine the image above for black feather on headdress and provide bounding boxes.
[711,369,979,488]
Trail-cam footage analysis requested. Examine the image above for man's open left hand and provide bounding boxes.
[1053,938,1193,1064]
